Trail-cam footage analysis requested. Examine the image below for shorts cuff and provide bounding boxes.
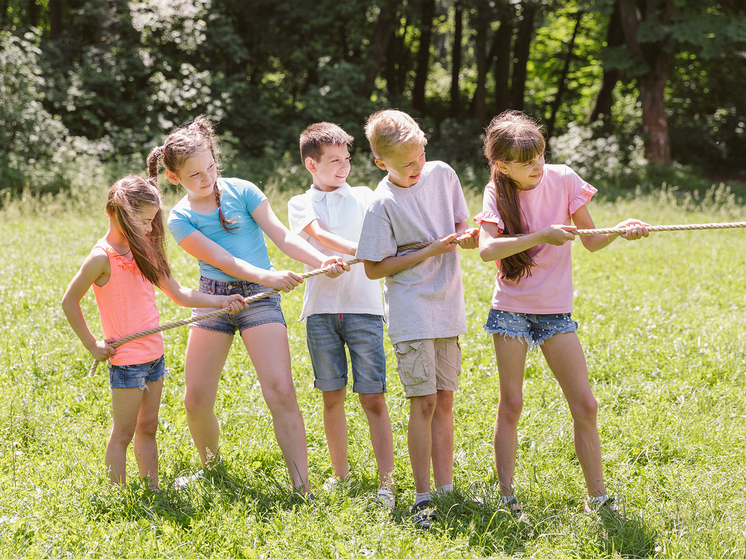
[352,380,386,394]
[314,378,347,392]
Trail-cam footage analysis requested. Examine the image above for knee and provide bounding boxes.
[359,393,386,416]
[110,423,136,447]
[498,393,523,424]
[184,389,211,417]
[136,415,159,439]
[571,396,598,424]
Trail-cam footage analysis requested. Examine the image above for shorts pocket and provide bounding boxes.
[395,341,428,384]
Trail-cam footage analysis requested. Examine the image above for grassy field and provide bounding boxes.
[1,183,745,558]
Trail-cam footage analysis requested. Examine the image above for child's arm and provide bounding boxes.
[157,275,247,313]
[252,200,350,276]
[572,206,648,252]
[61,250,115,362]
[363,234,458,280]
[303,219,357,256]
[478,221,576,262]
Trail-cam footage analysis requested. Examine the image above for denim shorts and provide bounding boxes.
[108,354,167,390]
[190,277,286,335]
[484,309,578,349]
[394,337,461,398]
[306,313,386,394]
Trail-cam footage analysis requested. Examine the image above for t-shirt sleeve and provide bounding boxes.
[473,181,504,233]
[287,193,314,237]
[235,178,267,214]
[356,207,398,263]
[167,204,197,244]
[449,166,470,225]
[564,166,598,215]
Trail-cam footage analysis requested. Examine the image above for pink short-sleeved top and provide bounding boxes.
[474,164,596,314]
[91,239,163,366]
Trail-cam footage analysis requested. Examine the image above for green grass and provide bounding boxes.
[1,183,745,558]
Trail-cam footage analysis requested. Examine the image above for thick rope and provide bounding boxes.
[573,221,746,236]
[87,233,473,376]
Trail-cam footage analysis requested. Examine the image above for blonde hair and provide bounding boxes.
[300,122,353,163]
[106,175,171,286]
[483,110,546,282]
[147,115,237,232]
[364,109,427,159]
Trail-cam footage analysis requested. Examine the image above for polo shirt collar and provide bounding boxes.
[310,183,350,201]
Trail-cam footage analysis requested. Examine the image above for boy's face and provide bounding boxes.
[306,144,351,192]
[375,144,426,188]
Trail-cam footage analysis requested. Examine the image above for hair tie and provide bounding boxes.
[120,188,127,195]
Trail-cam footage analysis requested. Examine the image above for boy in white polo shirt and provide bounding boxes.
[288,122,395,508]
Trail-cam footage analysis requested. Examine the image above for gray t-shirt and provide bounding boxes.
[356,160,470,344]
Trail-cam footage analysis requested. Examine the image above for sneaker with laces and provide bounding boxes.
[411,500,437,529]
[173,469,204,490]
[584,495,619,516]
[376,486,395,510]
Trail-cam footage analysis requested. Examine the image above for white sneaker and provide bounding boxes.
[173,469,204,490]
[376,486,395,510]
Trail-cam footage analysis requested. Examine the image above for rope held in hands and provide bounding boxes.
[87,222,746,376]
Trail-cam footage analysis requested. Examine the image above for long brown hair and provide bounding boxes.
[483,110,546,282]
[147,115,237,232]
[106,175,171,286]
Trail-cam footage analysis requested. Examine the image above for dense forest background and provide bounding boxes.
[1,0,744,197]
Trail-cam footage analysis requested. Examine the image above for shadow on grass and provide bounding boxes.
[85,461,318,529]
[419,483,659,558]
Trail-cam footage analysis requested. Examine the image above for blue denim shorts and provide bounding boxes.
[190,277,286,335]
[108,354,167,390]
[306,313,386,393]
[484,309,578,349]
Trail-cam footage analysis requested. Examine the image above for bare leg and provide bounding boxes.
[106,387,143,486]
[322,387,349,480]
[492,334,528,496]
[133,378,163,488]
[183,328,233,466]
[431,390,454,489]
[540,332,605,497]
[407,394,437,494]
[358,392,395,491]
[241,323,310,493]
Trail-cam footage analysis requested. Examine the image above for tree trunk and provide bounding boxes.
[28,0,40,27]
[470,0,490,122]
[546,11,583,139]
[450,1,463,118]
[619,0,675,166]
[412,0,436,114]
[510,2,535,111]
[50,0,63,39]
[492,8,514,116]
[359,0,399,98]
[588,1,624,124]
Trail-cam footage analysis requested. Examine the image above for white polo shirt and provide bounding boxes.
[288,183,384,321]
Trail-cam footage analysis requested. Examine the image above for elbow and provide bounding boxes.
[363,262,384,280]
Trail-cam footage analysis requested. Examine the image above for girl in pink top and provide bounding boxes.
[475,111,648,515]
[62,176,246,489]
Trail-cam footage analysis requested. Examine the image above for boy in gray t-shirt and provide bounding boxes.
[356,109,478,528]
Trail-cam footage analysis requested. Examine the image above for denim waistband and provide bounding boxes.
[198,276,272,297]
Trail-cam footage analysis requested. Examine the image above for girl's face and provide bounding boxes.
[137,204,159,235]
[497,152,545,190]
[166,148,217,198]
